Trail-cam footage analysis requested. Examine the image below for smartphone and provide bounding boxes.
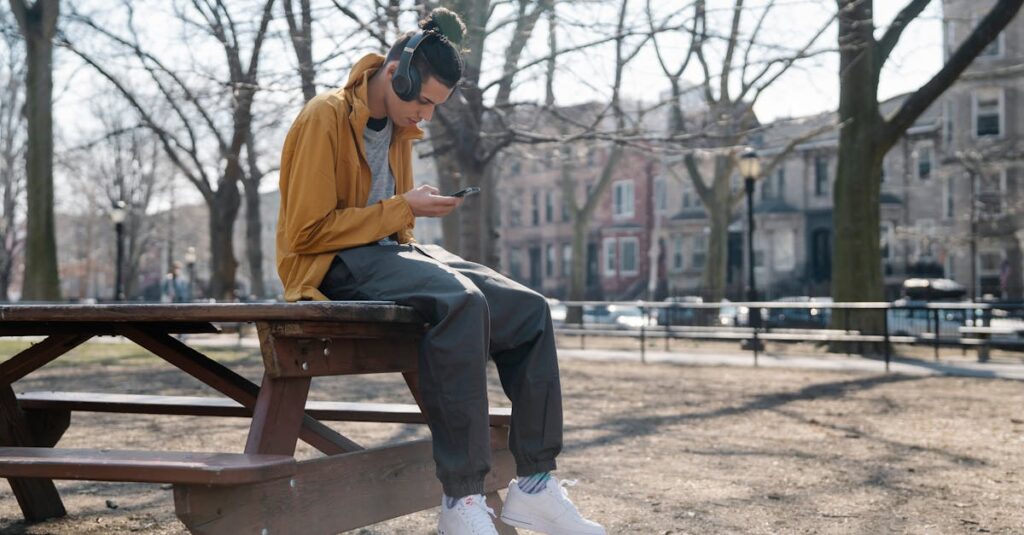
[446,187,481,198]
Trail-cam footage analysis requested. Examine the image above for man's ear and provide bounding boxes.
[384,61,398,80]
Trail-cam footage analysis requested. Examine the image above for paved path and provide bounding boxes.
[559,348,1024,380]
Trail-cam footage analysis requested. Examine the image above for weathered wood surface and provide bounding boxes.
[0,383,66,520]
[0,302,421,324]
[16,391,512,426]
[175,429,515,535]
[0,447,295,485]
[0,334,91,383]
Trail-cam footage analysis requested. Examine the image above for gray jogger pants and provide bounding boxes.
[318,243,563,498]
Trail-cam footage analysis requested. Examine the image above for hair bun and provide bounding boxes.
[421,7,466,47]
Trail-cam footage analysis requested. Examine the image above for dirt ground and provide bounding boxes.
[0,340,1022,534]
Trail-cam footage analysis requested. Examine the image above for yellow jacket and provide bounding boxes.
[276,54,423,302]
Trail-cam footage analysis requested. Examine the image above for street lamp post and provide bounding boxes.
[111,200,127,301]
[737,147,763,303]
[737,148,764,357]
[185,246,197,302]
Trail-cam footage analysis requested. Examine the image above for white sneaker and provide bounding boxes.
[438,494,500,535]
[500,476,606,535]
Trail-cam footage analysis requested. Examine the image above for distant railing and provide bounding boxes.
[551,300,1024,370]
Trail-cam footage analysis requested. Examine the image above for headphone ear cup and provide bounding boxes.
[392,73,411,101]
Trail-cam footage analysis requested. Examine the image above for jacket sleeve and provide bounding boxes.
[280,103,415,255]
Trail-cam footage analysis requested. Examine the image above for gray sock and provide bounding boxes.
[517,472,551,494]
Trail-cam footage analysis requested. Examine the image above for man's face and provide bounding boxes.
[384,61,454,127]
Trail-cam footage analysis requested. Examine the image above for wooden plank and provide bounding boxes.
[16,392,512,426]
[0,384,66,521]
[0,302,421,324]
[175,429,515,535]
[0,447,295,485]
[262,320,426,339]
[261,335,419,378]
[245,374,311,456]
[117,326,356,455]
[0,334,91,383]
[0,322,218,337]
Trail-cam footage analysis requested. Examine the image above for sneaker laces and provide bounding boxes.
[553,478,584,517]
[455,495,497,533]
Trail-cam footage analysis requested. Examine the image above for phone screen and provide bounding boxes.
[448,187,481,198]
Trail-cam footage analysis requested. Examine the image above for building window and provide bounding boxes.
[603,238,617,277]
[545,244,555,277]
[671,235,684,272]
[562,244,572,277]
[612,180,635,218]
[561,195,572,223]
[980,31,1004,58]
[974,89,1003,138]
[545,191,554,223]
[944,100,954,146]
[509,248,522,280]
[814,155,829,197]
[510,161,521,175]
[531,191,540,226]
[978,169,1006,214]
[945,176,955,219]
[682,191,691,208]
[760,174,772,201]
[508,190,522,227]
[917,145,932,179]
[692,234,707,270]
[654,178,667,213]
[774,230,796,271]
[620,237,639,275]
[775,167,785,200]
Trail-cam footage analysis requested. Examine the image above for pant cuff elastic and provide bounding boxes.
[442,477,486,499]
[515,458,557,478]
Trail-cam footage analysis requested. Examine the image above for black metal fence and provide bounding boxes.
[551,300,1024,370]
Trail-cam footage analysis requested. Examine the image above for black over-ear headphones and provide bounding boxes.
[392,31,429,102]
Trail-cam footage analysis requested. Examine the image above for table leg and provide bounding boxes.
[0,384,66,521]
[245,373,312,456]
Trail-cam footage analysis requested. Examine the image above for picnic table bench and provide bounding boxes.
[0,302,518,534]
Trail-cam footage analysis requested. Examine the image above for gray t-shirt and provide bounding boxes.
[363,118,398,246]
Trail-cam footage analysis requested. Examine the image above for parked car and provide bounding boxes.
[610,304,657,329]
[763,296,832,329]
[887,298,967,337]
[546,299,567,326]
[657,296,704,326]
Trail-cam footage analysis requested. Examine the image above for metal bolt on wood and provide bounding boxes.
[301,362,309,371]
[261,529,269,535]
[289,479,296,488]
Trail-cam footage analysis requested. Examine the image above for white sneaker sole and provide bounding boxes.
[500,512,605,535]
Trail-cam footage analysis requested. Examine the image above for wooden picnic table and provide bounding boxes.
[0,302,517,534]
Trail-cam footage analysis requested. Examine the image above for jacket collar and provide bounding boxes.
[345,53,424,143]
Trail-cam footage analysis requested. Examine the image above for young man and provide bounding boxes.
[276,9,605,535]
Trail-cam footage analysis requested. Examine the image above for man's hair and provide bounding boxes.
[386,8,466,89]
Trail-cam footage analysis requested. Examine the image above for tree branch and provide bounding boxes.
[876,0,932,69]
[882,0,1024,148]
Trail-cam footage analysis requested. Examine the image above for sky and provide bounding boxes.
[44,0,949,211]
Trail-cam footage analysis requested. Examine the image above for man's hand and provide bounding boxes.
[402,184,463,217]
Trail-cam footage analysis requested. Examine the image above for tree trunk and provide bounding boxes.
[831,0,884,341]
[242,178,266,299]
[15,1,60,301]
[207,184,241,301]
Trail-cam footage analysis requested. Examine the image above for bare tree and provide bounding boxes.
[9,0,60,301]
[64,0,277,300]
[0,11,26,301]
[650,0,834,301]
[62,101,166,300]
[548,0,647,320]
[832,0,1023,334]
